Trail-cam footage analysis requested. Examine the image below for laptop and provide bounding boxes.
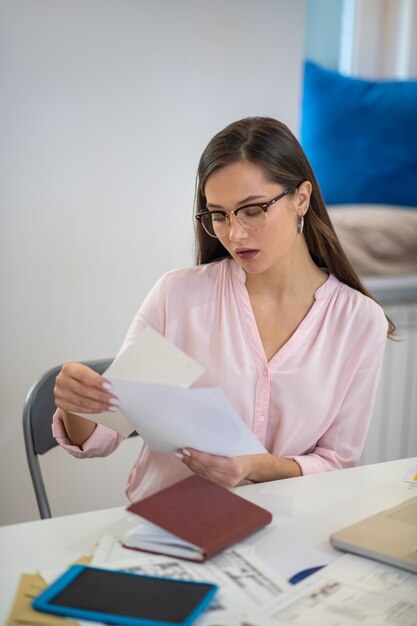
[330,496,417,573]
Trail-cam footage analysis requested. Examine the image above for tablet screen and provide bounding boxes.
[34,565,217,625]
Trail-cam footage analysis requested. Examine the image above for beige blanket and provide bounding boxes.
[328,206,417,276]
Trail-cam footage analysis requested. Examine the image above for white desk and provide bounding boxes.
[1,457,415,624]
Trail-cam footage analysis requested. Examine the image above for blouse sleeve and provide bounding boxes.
[52,408,125,458]
[288,311,388,474]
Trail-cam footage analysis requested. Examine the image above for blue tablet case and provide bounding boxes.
[32,564,218,626]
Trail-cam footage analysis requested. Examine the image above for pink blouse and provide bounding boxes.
[53,258,388,502]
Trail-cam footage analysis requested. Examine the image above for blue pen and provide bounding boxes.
[289,565,325,585]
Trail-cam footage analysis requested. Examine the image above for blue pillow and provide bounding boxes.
[301,60,417,207]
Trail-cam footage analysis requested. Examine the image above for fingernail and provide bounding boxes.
[108,406,119,412]
[182,449,191,457]
[174,452,184,461]
[108,397,119,406]
[102,382,112,390]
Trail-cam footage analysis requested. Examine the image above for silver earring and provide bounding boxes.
[297,202,309,235]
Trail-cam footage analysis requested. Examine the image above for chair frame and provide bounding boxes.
[23,359,112,519]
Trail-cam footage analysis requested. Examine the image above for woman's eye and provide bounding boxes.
[241,206,263,218]
[211,213,226,223]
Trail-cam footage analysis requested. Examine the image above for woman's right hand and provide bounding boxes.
[54,362,119,414]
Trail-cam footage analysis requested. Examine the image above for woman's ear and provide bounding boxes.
[296,181,312,215]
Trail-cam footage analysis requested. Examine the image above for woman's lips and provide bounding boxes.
[235,248,259,260]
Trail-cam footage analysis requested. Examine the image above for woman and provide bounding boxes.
[53,117,392,502]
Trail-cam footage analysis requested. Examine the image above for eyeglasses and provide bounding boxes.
[195,185,299,239]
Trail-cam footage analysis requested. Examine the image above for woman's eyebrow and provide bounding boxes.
[206,194,267,209]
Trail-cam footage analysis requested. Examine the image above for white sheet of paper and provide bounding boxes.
[75,327,205,437]
[266,544,339,584]
[107,378,266,455]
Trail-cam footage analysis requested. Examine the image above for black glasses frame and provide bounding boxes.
[195,184,300,237]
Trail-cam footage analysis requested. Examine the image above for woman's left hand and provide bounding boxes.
[175,448,252,488]
[175,448,302,486]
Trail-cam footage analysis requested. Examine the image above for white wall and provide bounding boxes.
[0,0,307,524]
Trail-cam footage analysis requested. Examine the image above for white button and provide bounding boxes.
[258,415,265,422]
[263,367,268,376]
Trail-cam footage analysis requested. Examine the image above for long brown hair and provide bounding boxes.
[194,117,395,337]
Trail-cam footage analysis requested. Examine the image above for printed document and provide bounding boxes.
[243,553,417,626]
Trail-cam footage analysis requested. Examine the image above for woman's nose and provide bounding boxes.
[227,213,248,241]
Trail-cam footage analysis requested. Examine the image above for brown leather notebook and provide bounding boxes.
[123,475,273,561]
